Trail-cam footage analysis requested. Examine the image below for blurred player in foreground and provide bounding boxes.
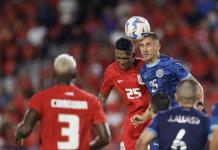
[135,79,210,150]
[15,54,111,150]
[210,103,218,150]
[98,37,150,150]
[147,92,170,150]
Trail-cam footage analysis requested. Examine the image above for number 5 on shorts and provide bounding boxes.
[58,114,79,149]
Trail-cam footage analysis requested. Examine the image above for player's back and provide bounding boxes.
[140,54,189,106]
[29,85,105,150]
[156,107,210,150]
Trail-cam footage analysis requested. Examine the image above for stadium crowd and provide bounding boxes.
[0,0,217,149]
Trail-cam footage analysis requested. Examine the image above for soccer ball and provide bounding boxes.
[125,16,150,40]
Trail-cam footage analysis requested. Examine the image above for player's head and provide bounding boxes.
[176,79,198,106]
[53,54,77,84]
[150,92,170,114]
[115,37,135,70]
[139,32,161,64]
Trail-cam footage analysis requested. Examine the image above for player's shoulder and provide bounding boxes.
[72,86,96,99]
[32,86,55,97]
[160,54,177,64]
[135,57,145,67]
[158,107,176,116]
[104,62,118,73]
[82,91,101,107]
[193,108,209,119]
[157,106,183,118]
[70,87,101,110]
[160,54,185,68]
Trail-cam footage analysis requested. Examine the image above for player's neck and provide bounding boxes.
[55,79,74,86]
[179,102,194,108]
[147,54,160,65]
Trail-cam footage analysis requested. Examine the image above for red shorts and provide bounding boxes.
[121,116,151,150]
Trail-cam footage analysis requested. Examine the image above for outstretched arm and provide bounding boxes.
[131,108,152,126]
[188,75,204,101]
[15,109,40,146]
[135,129,156,150]
[90,123,111,150]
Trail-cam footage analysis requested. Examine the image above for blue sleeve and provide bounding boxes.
[208,118,213,140]
[169,59,190,80]
[145,114,159,137]
[211,116,218,129]
[140,66,146,83]
[211,103,218,116]
[211,104,218,129]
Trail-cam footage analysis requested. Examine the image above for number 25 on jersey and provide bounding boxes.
[125,88,142,99]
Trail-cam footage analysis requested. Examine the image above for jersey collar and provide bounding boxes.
[146,59,160,68]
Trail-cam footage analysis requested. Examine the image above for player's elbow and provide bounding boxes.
[135,137,148,150]
[101,137,110,146]
[97,93,108,104]
[16,124,32,139]
[101,130,111,145]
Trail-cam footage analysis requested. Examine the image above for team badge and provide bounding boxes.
[156,69,164,78]
[137,74,145,85]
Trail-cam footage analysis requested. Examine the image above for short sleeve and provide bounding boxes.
[91,97,106,124]
[145,114,159,138]
[28,92,43,115]
[169,59,190,80]
[100,67,114,94]
[139,65,146,83]
[207,118,213,140]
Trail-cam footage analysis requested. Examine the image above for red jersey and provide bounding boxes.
[29,85,106,150]
[100,58,150,150]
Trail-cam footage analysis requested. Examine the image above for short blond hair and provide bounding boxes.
[54,54,77,75]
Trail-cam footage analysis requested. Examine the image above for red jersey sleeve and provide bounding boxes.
[90,96,106,124]
[100,66,114,95]
[28,92,43,115]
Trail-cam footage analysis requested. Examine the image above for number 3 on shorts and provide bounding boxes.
[58,114,79,149]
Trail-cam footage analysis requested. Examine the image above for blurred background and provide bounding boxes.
[0,0,217,149]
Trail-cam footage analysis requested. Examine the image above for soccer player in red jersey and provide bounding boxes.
[98,37,150,150]
[15,54,111,150]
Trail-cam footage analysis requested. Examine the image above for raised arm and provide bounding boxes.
[90,123,111,150]
[15,109,40,146]
[188,75,204,101]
